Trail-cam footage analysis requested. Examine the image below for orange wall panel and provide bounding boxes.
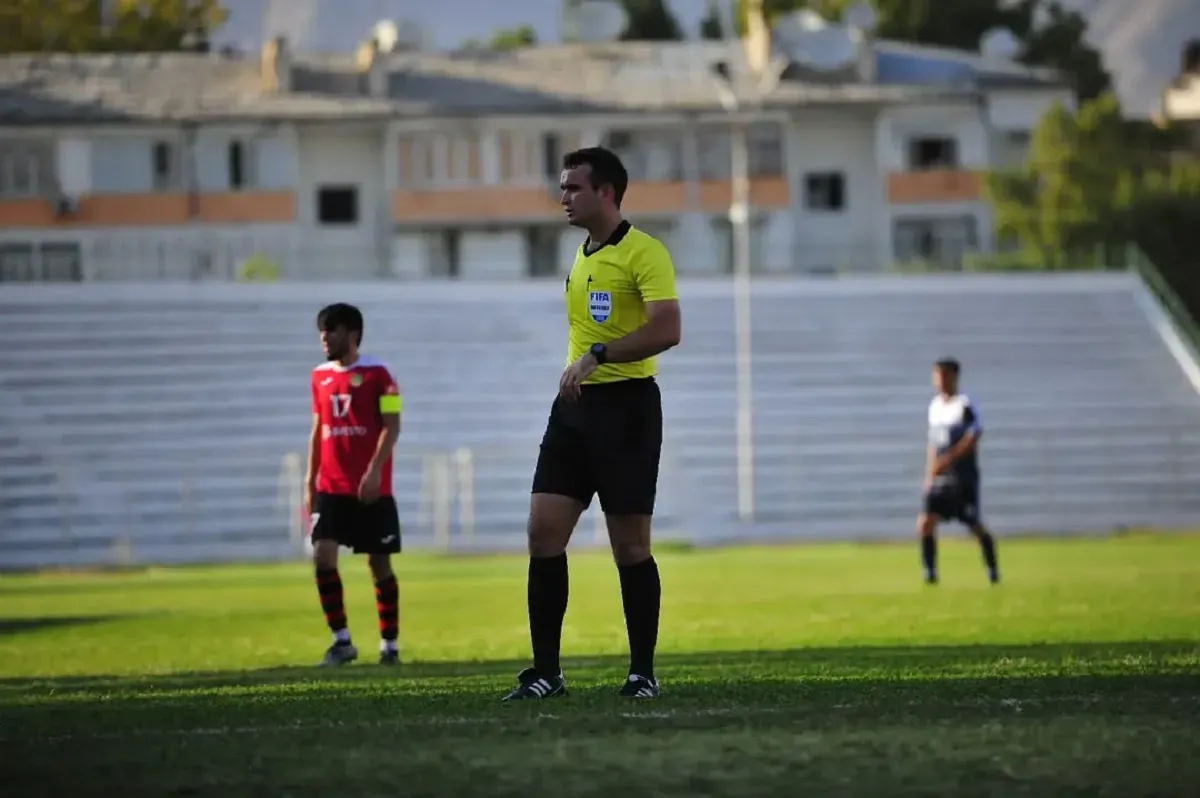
[394,186,560,222]
[887,170,983,204]
[698,177,791,211]
[0,192,295,227]
[195,192,295,223]
[393,181,694,222]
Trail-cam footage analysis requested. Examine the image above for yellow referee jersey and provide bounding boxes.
[565,221,678,384]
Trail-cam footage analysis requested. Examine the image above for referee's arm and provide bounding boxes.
[604,246,682,363]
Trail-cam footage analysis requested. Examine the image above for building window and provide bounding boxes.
[804,172,846,212]
[542,133,561,182]
[446,135,476,183]
[0,242,34,281]
[228,140,248,190]
[1,154,33,195]
[0,242,81,282]
[748,123,783,176]
[151,141,174,190]
[0,142,53,197]
[1006,130,1031,147]
[39,242,83,281]
[908,137,959,170]
[893,216,979,269]
[316,186,359,225]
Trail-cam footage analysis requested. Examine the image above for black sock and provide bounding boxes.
[921,536,938,580]
[978,532,998,580]
[528,554,568,677]
[618,556,661,679]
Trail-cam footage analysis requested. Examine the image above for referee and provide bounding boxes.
[502,147,682,701]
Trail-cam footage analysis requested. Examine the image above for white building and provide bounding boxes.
[0,20,1070,282]
[1161,40,1200,149]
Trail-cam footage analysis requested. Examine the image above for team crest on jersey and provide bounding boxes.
[589,291,612,323]
[350,373,364,387]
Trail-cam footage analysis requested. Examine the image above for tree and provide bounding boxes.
[0,0,228,53]
[619,0,684,41]
[732,0,1110,102]
[490,25,538,51]
[700,0,726,40]
[984,92,1200,272]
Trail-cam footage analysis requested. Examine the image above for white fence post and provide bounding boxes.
[278,452,307,556]
[453,447,476,548]
[423,453,453,551]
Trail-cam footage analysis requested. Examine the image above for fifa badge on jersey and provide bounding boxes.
[589,290,612,323]
[350,373,364,387]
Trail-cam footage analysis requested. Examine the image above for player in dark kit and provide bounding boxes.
[306,303,404,666]
[502,147,682,702]
[919,358,999,585]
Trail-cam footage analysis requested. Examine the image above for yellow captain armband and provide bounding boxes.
[379,394,402,414]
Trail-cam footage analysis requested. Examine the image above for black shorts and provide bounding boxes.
[923,481,982,526]
[311,492,402,554]
[531,377,663,515]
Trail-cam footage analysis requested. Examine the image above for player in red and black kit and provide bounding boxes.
[306,303,404,667]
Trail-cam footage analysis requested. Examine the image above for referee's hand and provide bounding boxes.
[559,353,599,400]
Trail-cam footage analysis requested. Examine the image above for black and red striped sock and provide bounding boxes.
[315,568,349,640]
[375,574,399,648]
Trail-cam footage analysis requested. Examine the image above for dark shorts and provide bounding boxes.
[531,377,663,515]
[311,492,402,554]
[923,481,982,526]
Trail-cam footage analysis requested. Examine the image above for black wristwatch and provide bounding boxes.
[589,343,608,364]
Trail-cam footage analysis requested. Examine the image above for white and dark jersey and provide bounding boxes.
[928,393,982,488]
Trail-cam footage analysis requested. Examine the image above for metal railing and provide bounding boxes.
[1129,246,1200,358]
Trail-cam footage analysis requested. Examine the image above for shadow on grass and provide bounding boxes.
[0,615,130,638]
[2,640,1196,702]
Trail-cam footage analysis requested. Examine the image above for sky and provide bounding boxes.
[207,0,1200,119]
[209,0,711,52]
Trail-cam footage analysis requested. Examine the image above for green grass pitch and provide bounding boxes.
[1,534,1198,797]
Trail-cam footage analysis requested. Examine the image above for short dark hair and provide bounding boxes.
[934,358,960,375]
[317,303,364,345]
[562,146,629,208]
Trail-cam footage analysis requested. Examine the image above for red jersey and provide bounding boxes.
[311,355,401,497]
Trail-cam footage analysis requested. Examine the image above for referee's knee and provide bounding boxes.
[527,494,582,557]
[606,515,653,566]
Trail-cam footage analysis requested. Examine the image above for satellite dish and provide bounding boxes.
[391,20,430,51]
[790,9,830,32]
[844,0,877,33]
[570,0,626,43]
[790,26,857,71]
[980,27,1019,62]
[771,8,828,46]
[373,20,399,53]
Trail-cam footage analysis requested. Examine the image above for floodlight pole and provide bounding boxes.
[714,6,785,524]
[730,116,755,524]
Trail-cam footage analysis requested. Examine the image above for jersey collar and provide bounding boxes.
[583,219,631,256]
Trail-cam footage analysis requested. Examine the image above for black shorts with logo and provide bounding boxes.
[531,377,663,515]
[923,479,982,526]
[311,492,402,554]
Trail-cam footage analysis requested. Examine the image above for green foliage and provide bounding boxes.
[700,0,726,40]
[479,25,538,51]
[0,0,228,53]
[985,93,1200,276]
[619,0,685,41]
[1019,1,1110,102]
